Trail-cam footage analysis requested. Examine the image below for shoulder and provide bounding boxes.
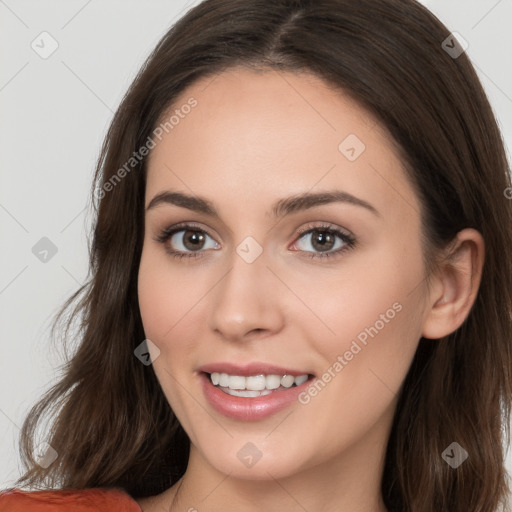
[0,487,142,511]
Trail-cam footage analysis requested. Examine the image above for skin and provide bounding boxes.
[136,67,484,512]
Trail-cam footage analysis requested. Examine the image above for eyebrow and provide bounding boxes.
[146,189,380,218]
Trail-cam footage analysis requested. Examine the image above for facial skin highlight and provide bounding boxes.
[136,68,483,512]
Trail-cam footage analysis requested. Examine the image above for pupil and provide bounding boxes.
[184,230,204,250]
[313,231,334,251]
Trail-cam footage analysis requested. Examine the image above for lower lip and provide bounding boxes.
[199,372,313,421]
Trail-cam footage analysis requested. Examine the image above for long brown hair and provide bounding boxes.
[11,0,512,510]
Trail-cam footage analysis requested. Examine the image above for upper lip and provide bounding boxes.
[197,362,313,377]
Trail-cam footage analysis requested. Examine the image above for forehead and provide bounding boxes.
[144,67,420,221]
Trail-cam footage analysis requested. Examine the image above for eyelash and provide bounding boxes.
[153,222,357,262]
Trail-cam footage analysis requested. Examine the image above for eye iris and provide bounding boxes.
[183,230,205,251]
[311,230,335,252]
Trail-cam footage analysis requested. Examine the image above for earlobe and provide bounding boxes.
[421,228,485,340]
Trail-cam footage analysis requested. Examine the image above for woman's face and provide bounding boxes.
[138,68,430,482]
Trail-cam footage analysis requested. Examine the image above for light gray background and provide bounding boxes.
[1,0,511,489]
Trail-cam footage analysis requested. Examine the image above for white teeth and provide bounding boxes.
[280,375,295,388]
[246,375,266,391]
[265,374,282,389]
[228,375,246,390]
[294,374,308,386]
[218,373,230,387]
[225,388,273,397]
[209,372,310,392]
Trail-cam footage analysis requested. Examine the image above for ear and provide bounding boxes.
[421,228,485,340]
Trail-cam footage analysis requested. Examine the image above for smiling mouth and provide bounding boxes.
[204,371,315,397]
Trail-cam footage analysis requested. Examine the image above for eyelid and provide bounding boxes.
[153,221,218,242]
[294,222,353,238]
[155,220,353,239]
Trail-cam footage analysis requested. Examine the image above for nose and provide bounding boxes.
[207,248,285,342]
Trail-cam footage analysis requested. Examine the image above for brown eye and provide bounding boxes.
[154,223,220,260]
[292,224,356,260]
[178,230,207,251]
[308,230,336,252]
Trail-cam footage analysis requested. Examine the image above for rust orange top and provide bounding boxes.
[0,488,142,511]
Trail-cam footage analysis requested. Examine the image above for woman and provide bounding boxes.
[1,0,511,510]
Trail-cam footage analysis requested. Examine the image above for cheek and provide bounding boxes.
[137,242,212,376]
[137,245,196,410]
[295,293,423,457]
[137,243,186,341]
[304,234,425,402]
[295,246,422,354]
